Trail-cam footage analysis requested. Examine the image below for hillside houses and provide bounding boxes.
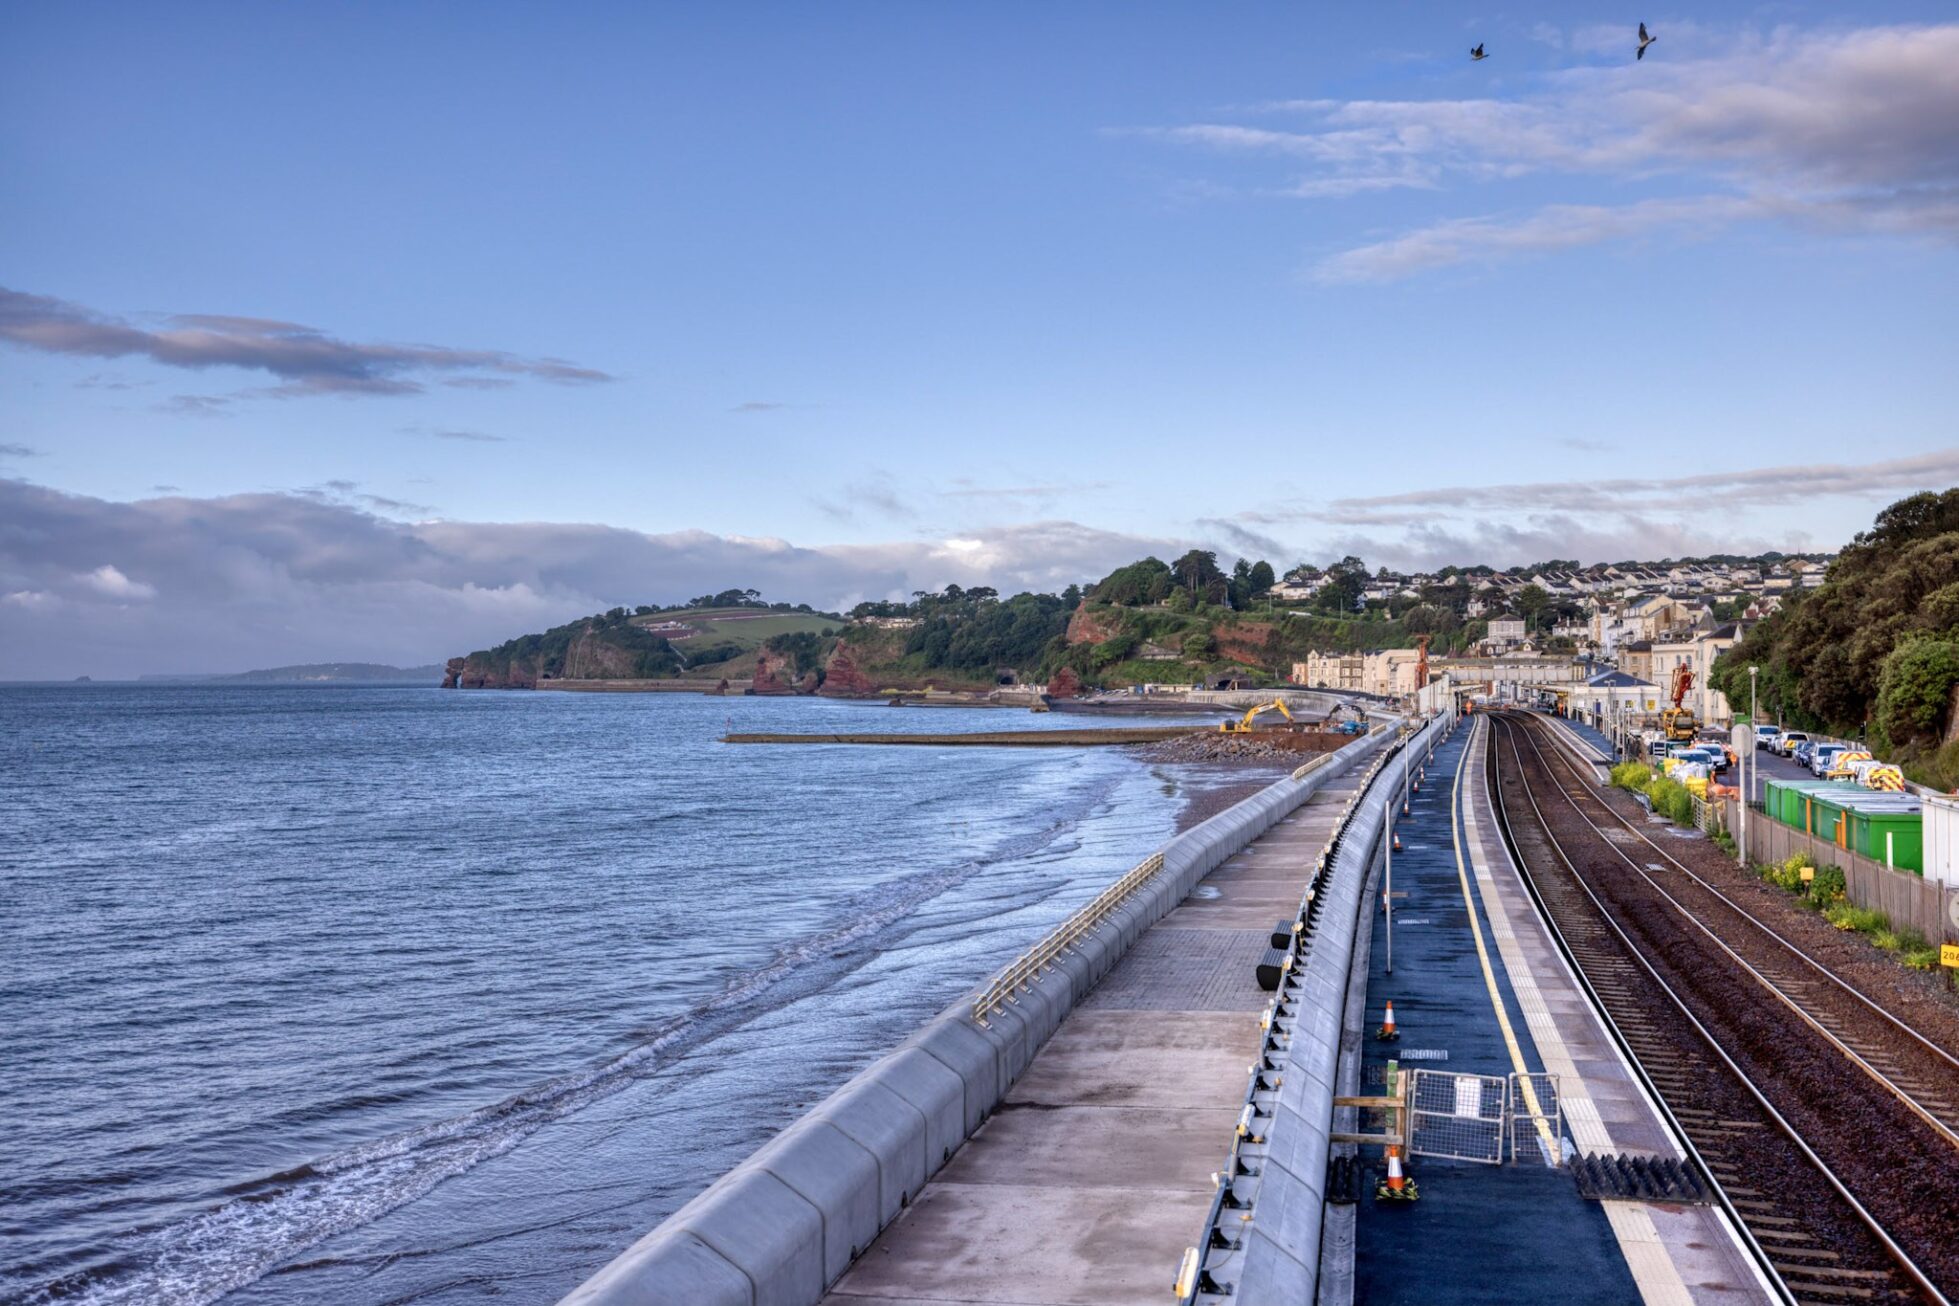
[1273,551,1831,722]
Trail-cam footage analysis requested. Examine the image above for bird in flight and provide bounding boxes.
[1471,42,1487,61]
[1636,22,1657,59]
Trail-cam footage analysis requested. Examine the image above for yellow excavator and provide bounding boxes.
[1220,699,1294,733]
[1660,663,1699,742]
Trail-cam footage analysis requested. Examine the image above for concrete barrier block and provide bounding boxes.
[811,1080,927,1223]
[1236,1225,1314,1304]
[1051,943,1096,1004]
[666,1170,824,1306]
[906,1017,1000,1134]
[868,1047,965,1176]
[558,1228,752,1306]
[1083,920,1126,978]
[1022,969,1070,1045]
[978,993,1037,1084]
[745,1121,880,1283]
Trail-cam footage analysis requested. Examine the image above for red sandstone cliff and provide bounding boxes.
[817,644,881,696]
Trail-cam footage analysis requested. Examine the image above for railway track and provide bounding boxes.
[1519,715,1959,1149]
[1484,712,1957,1306]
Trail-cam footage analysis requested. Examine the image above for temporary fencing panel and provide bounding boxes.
[1507,1073,1565,1166]
[1409,1070,1506,1164]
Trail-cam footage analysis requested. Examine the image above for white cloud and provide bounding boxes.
[1140,23,1959,280]
[78,564,156,600]
[1317,195,1753,282]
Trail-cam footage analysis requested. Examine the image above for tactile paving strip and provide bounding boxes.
[1078,927,1272,1012]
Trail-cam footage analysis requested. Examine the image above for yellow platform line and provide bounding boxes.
[1448,716,1558,1155]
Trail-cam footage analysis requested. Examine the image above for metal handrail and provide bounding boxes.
[972,851,1166,1027]
[973,729,1404,1029]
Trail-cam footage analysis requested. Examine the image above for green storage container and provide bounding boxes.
[1769,780,1862,834]
[1846,806,1923,873]
[1810,795,1853,846]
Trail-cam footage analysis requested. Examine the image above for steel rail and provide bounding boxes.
[1518,714,1959,1152]
[1477,716,1793,1306]
[1490,713,1947,1306]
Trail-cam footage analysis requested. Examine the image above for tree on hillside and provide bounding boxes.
[1314,556,1368,614]
[1516,584,1550,631]
[1091,557,1173,606]
[1172,549,1225,597]
[1711,488,1959,786]
[1227,557,1275,609]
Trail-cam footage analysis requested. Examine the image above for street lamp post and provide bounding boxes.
[1744,665,1759,867]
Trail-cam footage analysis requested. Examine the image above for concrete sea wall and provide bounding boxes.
[559,731,1394,1306]
[1226,710,1451,1302]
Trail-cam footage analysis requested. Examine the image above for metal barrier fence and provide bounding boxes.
[1405,1071,1565,1166]
[971,851,1166,1028]
[1690,794,1727,836]
[1508,1072,1565,1166]
[1409,1070,1506,1164]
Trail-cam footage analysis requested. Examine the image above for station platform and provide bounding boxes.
[1350,716,1768,1306]
[1548,712,1618,763]
[821,769,1372,1305]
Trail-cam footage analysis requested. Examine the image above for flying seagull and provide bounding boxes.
[1471,42,1487,61]
[1637,22,1657,59]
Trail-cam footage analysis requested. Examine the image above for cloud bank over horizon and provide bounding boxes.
[3,458,1946,680]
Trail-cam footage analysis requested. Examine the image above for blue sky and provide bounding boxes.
[3,3,1957,674]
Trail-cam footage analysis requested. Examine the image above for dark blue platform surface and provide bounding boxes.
[1351,721,1639,1305]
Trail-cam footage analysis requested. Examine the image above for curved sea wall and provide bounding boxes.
[560,728,1396,1306]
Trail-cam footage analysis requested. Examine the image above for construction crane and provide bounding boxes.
[1660,663,1698,741]
[1220,698,1294,734]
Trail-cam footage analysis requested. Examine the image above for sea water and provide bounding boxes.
[0,685,1202,1304]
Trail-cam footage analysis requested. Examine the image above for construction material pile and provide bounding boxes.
[1133,732,1320,763]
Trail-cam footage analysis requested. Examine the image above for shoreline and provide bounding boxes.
[1164,760,1298,832]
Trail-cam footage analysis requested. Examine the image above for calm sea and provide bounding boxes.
[0,685,1215,1305]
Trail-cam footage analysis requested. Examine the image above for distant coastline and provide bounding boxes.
[137,661,446,684]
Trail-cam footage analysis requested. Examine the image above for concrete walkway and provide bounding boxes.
[822,771,1369,1306]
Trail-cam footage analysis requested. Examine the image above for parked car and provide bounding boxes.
[1827,751,1873,779]
[1793,740,1817,768]
[1778,730,1810,757]
[1809,743,1848,776]
[1753,725,1782,751]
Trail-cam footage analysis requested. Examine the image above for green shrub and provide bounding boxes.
[1610,762,1654,792]
[1804,864,1846,907]
[1833,905,1888,934]
[1871,929,1903,953]
[1902,945,1941,970]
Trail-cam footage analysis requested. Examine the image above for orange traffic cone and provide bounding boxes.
[1376,1001,1400,1041]
[1392,832,1402,852]
[1376,1146,1419,1201]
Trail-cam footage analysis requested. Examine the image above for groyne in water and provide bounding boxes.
[723,727,1201,746]
[723,728,1360,749]
[560,727,1399,1306]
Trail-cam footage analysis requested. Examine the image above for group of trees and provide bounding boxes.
[1090,551,1274,610]
[1712,490,1959,786]
[900,590,1074,674]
